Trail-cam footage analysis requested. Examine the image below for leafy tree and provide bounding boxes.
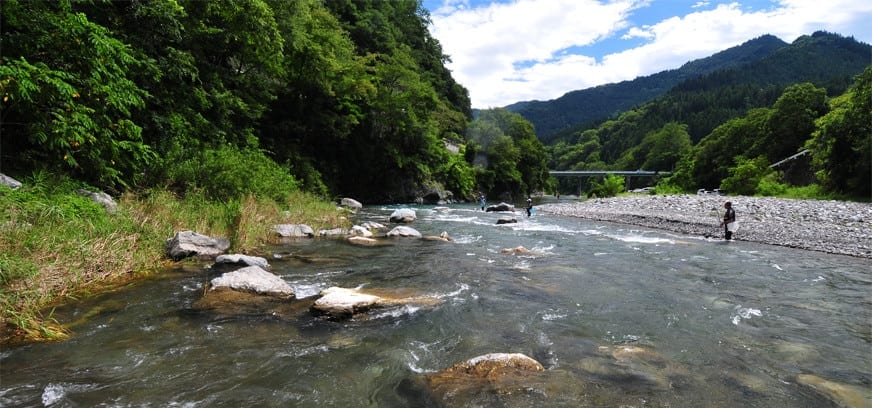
[759,82,828,161]
[720,155,771,195]
[0,0,154,189]
[471,109,549,198]
[691,108,771,189]
[806,66,872,197]
[590,174,625,198]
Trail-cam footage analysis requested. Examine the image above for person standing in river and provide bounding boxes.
[720,201,736,240]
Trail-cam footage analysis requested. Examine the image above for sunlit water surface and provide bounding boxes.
[1,202,869,407]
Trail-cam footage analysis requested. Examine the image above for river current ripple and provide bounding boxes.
[1,203,869,407]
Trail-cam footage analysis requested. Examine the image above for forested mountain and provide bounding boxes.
[2,0,528,203]
[548,32,871,199]
[505,34,788,142]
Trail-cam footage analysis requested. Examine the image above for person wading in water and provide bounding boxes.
[720,201,736,240]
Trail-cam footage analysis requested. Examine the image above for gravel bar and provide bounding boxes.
[539,195,872,259]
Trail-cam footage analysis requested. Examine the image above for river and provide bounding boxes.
[1,202,869,407]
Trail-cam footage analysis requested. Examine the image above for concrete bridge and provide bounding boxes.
[549,170,671,194]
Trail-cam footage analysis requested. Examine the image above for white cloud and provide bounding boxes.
[428,0,872,108]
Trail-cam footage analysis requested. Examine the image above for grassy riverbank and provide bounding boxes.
[0,177,349,345]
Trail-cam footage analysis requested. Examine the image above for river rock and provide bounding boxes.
[77,188,117,213]
[422,231,452,242]
[423,353,545,401]
[439,353,544,378]
[0,173,22,190]
[273,223,314,238]
[500,246,532,255]
[347,236,387,246]
[311,287,383,319]
[361,221,387,231]
[213,254,270,272]
[386,225,422,238]
[209,266,294,297]
[389,208,417,223]
[340,197,363,211]
[350,225,373,237]
[796,374,872,408]
[166,230,230,261]
[486,202,514,212]
[318,227,348,237]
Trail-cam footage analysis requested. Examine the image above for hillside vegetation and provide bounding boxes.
[546,32,871,200]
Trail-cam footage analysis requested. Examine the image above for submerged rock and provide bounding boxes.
[347,236,387,246]
[500,246,533,255]
[166,230,230,261]
[422,231,452,242]
[796,374,871,408]
[423,353,546,404]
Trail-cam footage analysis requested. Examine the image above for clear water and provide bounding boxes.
[1,202,870,407]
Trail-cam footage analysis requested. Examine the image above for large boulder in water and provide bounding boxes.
[311,286,442,320]
[211,254,270,274]
[209,266,294,297]
[386,225,422,238]
[311,287,381,319]
[165,230,230,261]
[486,202,514,212]
[422,353,546,404]
[389,208,417,223]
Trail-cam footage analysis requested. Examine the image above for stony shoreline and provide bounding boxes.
[538,195,872,259]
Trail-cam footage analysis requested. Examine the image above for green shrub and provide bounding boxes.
[590,174,625,197]
[164,145,299,202]
[755,172,788,196]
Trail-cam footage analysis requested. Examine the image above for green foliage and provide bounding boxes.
[436,146,476,199]
[806,66,871,198]
[720,156,771,196]
[590,174,625,198]
[470,109,550,198]
[1,1,155,189]
[755,172,788,196]
[164,145,299,202]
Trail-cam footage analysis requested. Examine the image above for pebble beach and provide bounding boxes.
[539,195,872,259]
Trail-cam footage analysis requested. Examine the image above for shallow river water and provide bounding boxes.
[1,202,870,407]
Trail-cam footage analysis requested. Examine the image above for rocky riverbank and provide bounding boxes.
[539,195,872,259]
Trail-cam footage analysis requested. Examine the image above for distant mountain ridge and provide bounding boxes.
[502,32,866,143]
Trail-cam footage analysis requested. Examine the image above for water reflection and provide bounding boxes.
[1,204,869,407]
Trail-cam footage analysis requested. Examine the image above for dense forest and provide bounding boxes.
[0,0,548,203]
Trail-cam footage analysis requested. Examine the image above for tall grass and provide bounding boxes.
[0,178,349,344]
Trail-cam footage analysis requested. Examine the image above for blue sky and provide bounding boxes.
[422,0,872,108]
